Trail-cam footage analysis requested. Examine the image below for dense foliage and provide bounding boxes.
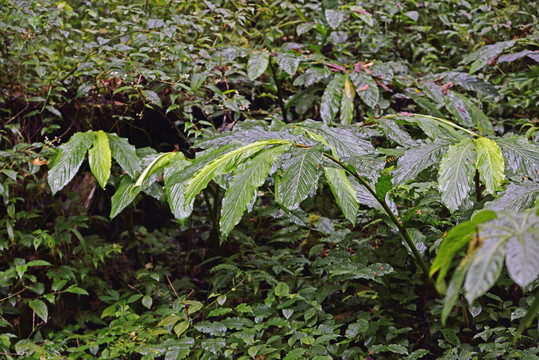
[1,0,538,359]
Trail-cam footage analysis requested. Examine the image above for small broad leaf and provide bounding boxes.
[494,136,539,180]
[325,9,346,29]
[134,152,176,189]
[275,52,300,76]
[321,74,345,125]
[438,138,475,212]
[144,90,162,108]
[274,282,290,297]
[107,133,142,178]
[185,140,290,204]
[142,295,153,309]
[276,146,324,210]
[88,130,111,189]
[190,73,207,93]
[393,141,449,185]
[164,153,193,222]
[486,182,539,211]
[220,144,291,237]
[48,131,94,194]
[29,299,48,323]
[350,72,379,108]
[283,348,306,360]
[475,137,504,195]
[110,176,141,219]
[340,75,355,124]
[247,51,269,81]
[324,168,359,225]
[174,320,189,337]
[158,314,181,327]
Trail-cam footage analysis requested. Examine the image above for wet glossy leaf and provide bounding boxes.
[462,40,516,74]
[486,182,539,211]
[495,136,539,180]
[324,168,359,225]
[134,152,175,190]
[340,75,355,124]
[164,153,193,222]
[88,130,111,189]
[475,137,504,195]
[48,131,94,194]
[275,52,300,76]
[393,141,449,185]
[321,74,345,125]
[440,72,498,97]
[110,176,141,219]
[325,9,346,29]
[438,138,475,212]
[144,90,162,108]
[247,51,269,80]
[29,299,48,323]
[350,72,379,108]
[107,133,142,178]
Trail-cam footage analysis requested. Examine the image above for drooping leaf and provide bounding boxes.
[486,182,539,211]
[350,72,379,108]
[395,114,464,142]
[107,133,142,178]
[393,141,449,185]
[144,90,162,108]
[438,138,475,212]
[475,137,504,195]
[298,122,374,157]
[185,140,290,204]
[88,130,111,189]
[48,131,95,194]
[134,152,176,190]
[375,118,417,146]
[462,40,516,74]
[439,72,498,97]
[494,136,539,180]
[324,168,359,225]
[341,153,385,182]
[29,299,48,323]
[444,91,493,135]
[442,257,471,325]
[220,144,291,237]
[276,146,324,210]
[321,74,345,125]
[164,153,193,222]
[275,52,300,76]
[110,176,141,219]
[247,51,269,80]
[325,9,346,29]
[340,75,355,124]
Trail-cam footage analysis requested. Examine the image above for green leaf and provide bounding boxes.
[494,136,539,180]
[321,74,345,125]
[107,133,142,178]
[247,51,269,80]
[220,144,291,237]
[393,141,449,185]
[29,299,48,323]
[164,153,193,222]
[88,130,111,189]
[64,285,89,295]
[190,73,207,93]
[444,91,493,135]
[283,348,306,360]
[440,71,498,97]
[110,176,141,219]
[276,146,324,210]
[486,182,539,211]
[462,40,516,74]
[48,131,94,194]
[144,90,162,108]
[174,320,189,337]
[142,295,152,309]
[194,321,226,336]
[134,152,176,189]
[340,75,355,124]
[350,72,379,108]
[397,114,464,142]
[324,168,359,225]
[325,9,346,29]
[274,282,290,297]
[375,118,416,146]
[438,138,475,212]
[475,137,504,195]
[158,314,181,327]
[442,258,470,325]
[185,140,289,204]
[165,346,190,360]
[275,52,300,76]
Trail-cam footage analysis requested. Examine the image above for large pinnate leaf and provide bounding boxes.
[350,72,379,108]
[107,133,142,178]
[465,210,539,304]
[321,74,345,125]
[393,141,449,185]
[486,182,539,211]
[324,168,359,225]
[164,153,193,222]
[48,130,95,194]
[275,52,300,76]
[474,137,504,195]
[88,130,111,189]
[340,75,355,125]
[185,140,290,204]
[221,144,291,237]
[494,136,539,180]
[438,138,475,212]
[247,51,269,80]
[110,176,141,219]
[276,146,324,210]
[462,40,516,74]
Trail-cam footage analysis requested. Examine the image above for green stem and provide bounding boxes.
[514,289,539,344]
[382,113,480,138]
[323,152,437,291]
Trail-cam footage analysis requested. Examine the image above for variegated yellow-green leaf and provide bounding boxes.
[475,137,504,195]
[340,75,355,124]
[88,130,111,189]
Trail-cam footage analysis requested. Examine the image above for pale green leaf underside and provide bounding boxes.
[48,130,95,194]
[324,168,359,225]
[486,182,539,211]
[134,152,176,190]
[475,137,504,195]
[438,138,475,212]
[107,133,142,178]
[277,146,323,210]
[321,74,345,125]
[220,144,291,237]
[393,142,448,185]
[247,52,269,80]
[185,140,290,204]
[88,130,111,189]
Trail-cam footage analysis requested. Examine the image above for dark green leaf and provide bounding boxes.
[110,176,141,219]
[275,52,300,76]
[350,72,379,108]
[29,299,48,323]
[321,74,345,125]
[107,133,142,178]
[393,141,449,185]
[375,118,417,146]
[283,348,306,360]
[190,73,207,93]
[144,90,162,108]
[324,168,359,225]
[486,182,539,211]
[48,131,94,194]
[88,130,111,189]
[444,91,493,134]
[462,40,516,74]
[495,136,539,180]
[440,72,498,97]
[164,153,193,222]
[442,259,469,325]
